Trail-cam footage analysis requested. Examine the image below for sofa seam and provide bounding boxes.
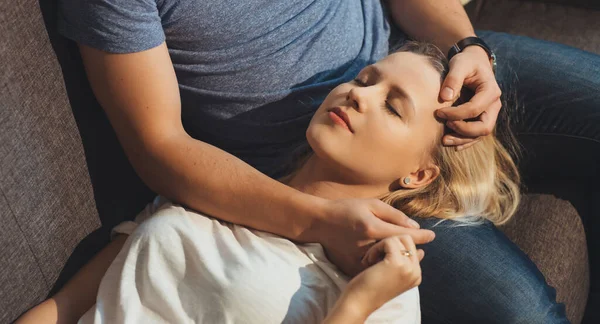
[0,185,50,290]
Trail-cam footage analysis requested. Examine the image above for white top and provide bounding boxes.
[80,197,420,324]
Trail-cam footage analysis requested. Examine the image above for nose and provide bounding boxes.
[346,87,368,113]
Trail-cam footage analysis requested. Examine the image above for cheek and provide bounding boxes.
[349,120,414,179]
[364,116,405,149]
[313,84,350,114]
[306,119,415,184]
[359,116,441,178]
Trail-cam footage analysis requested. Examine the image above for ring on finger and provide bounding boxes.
[400,250,414,257]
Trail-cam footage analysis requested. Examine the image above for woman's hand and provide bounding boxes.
[436,46,502,150]
[323,235,424,323]
[314,198,434,277]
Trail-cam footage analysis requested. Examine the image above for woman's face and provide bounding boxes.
[306,51,450,186]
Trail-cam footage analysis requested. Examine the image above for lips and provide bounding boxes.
[328,107,354,133]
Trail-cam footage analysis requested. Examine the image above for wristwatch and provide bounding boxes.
[447,36,497,75]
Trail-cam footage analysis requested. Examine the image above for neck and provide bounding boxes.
[284,154,387,200]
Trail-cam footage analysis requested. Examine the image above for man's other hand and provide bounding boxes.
[436,46,502,150]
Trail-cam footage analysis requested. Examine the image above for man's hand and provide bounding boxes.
[436,46,502,150]
[314,198,435,277]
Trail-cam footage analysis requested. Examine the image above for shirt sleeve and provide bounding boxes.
[57,0,165,53]
[111,196,171,238]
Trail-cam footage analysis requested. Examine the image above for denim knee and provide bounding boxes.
[482,271,568,324]
[415,218,568,323]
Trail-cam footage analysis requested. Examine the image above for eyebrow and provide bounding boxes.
[370,65,416,116]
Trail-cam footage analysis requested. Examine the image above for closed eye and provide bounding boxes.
[383,101,402,118]
[353,78,367,86]
[353,78,401,119]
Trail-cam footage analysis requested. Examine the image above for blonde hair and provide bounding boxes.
[377,41,521,226]
[379,131,521,226]
[283,41,521,226]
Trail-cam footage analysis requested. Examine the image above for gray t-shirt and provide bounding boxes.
[58,0,391,176]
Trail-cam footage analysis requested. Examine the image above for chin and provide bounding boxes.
[307,123,340,158]
[306,124,332,159]
[306,124,364,181]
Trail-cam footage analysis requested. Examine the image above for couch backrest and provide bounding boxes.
[0,0,154,321]
[0,0,100,321]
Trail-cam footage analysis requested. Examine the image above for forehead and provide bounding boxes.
[371,52,450,110]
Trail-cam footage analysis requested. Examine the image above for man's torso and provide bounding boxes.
[59,0,391,175]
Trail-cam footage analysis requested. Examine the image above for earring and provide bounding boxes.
[403,177,411,185]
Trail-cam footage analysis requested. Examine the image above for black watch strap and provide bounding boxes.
[447,36,497,74]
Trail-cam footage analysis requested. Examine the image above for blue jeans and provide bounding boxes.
[417,218,568,323]
[415,31,600,323]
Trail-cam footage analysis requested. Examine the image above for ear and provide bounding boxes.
[400,163,440,189]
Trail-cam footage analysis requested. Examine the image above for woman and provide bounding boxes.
[18,42,520,323]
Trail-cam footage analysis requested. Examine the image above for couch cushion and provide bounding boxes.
[0,0,101,321]
[0,194,49,323]
[466,0,600,55]
[500,194,589,324]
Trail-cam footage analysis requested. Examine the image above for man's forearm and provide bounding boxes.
[135,132,325,242]
[387,0,476,54]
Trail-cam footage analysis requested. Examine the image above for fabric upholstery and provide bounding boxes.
[466,0,600,55]
[0,0,101,321]
[0,193,49,323]
[500,194,590,324]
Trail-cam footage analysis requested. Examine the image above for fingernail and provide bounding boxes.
[441,87,454,100]
[436,110,446,119]
[444,139,454,146]
[409,219,420,229]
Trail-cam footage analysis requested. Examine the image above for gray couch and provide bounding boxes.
[0,0,597,323]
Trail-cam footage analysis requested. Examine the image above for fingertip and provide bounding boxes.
[408,218,420,229]
[443,137,455,146]
[440,87,454,101]
[457,139,479,151]
[446,120,458,130]
[436,109,447,119]
[428,230,436,241]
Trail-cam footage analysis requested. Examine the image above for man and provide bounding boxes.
[21,0,600,322]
